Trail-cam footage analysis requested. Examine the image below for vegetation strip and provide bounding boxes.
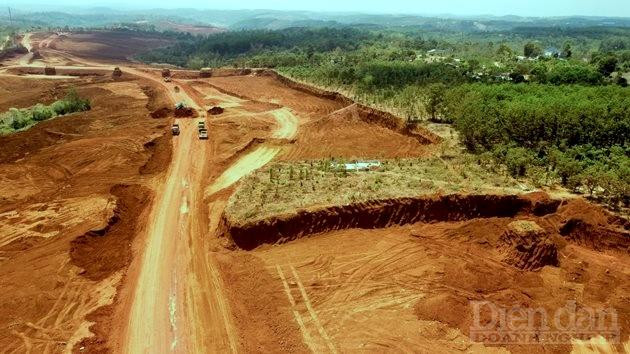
[0,88,91,134]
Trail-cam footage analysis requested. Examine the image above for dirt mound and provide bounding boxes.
[44,66,56,75]
[222,194,553,250]
[499,220,559,270]
[200,68,212,78]
[141,84,171,113]
[540,198,630,252]
[150,107,171,118]
[444,218,511,246]
[208,106,224,115]
[555,198,627,228]
[413,293,470,329]
[70,184,152,281]
[559,218,630,252]
[140,134,173,175]
[174,106,196,117]
[523,191,562,216]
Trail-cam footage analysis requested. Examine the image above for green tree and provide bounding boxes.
[562,42,572,58]
[186,56,205,70]
[592,53,618,77]
[496,43,513,59]
[524,42,542,58]
[503,146,535,177]
[424,83,447,122]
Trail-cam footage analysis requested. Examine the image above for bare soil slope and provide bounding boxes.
[47,31,173,63]
[0,75,172,353]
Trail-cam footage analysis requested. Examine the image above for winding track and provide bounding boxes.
[10,33,300,353]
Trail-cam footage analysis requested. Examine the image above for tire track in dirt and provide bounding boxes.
[204,106,298,197]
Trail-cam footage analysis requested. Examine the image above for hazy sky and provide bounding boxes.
[13,0,630,17]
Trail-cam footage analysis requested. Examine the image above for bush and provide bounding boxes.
[8,109,30,130]
[546,63,603,85]
[31,104,54,121]
[52,100,71,115]
[492,145,536,177]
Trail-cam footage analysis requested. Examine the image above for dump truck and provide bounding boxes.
[197,121,206,131]
[171,123,180,136]
[198,128,208,140]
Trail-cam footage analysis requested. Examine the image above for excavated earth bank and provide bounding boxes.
[70,184,152,281]
[221,193,561,250]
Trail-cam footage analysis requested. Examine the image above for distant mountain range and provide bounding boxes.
[2,7,630,33]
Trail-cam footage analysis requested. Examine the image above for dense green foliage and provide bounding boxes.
[444,84,629,150]
[0,89,91,134]
[443,84,629,206]
[138,28,371,68]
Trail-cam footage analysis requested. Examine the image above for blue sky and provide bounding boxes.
[13,0,630,17]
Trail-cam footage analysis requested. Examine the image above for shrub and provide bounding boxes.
[31,104,54,121]
[500,146,536,177]
[8,109,30,130]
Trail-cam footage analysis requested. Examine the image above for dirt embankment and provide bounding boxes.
[553,198,629,252]
[7,66,111,77]
[0,85,111,164]
[70,184,152,281]
[139,134,173,175]
[141,84,173,118]
[220,193,560,250]
[0,45,28,60]
[256,69,440,145]
[70,184,152,352]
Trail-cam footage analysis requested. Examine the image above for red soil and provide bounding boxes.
[50,31,174,63]
[0,74,172,353]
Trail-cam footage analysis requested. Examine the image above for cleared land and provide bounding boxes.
[0,31,628,354]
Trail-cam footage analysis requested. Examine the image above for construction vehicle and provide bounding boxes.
[198,128,208,140]
[171,123,180,136]
[197,120,206,131]
[164,77,172,83]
